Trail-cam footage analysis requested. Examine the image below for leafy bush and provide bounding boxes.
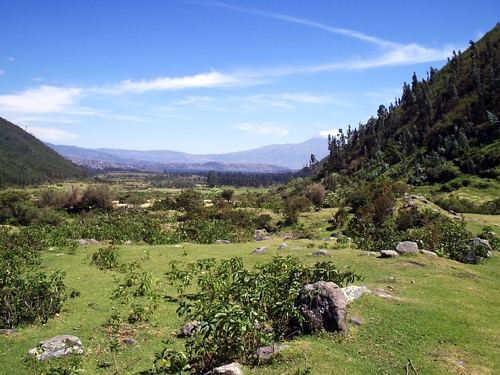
[166,256,362,372]
[91,245,119,270]
[81,184,115,211]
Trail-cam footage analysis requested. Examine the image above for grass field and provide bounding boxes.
[2,230,500,375]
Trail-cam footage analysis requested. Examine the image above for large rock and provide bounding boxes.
[395,241,418,254]
[28,335,83,360]
[462,238,493,263]
[203,362,243,375]
[294,281,348,335]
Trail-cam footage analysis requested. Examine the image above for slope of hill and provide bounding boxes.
[321,22,500,185]
[46,136,329,170]
[0,117,87,187]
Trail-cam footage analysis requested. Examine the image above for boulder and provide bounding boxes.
[277,243,287,250]
[28,335,83,360]
[395,241,418,254]
[380,250,399,258]
[203,362,243,375]
[462,238,493,263]
[294,281,348,335]
[252,246,266,254]
[181,321,200,337]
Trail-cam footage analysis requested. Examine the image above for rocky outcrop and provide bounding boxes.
[294,281,348,335]
[28,335,83,360]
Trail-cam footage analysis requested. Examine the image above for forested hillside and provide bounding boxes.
[321,23,500,185]
[0,117,87,187]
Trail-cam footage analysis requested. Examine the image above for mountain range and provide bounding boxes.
[46,136,329,171]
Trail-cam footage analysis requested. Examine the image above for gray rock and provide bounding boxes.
[419,249,437,256]
[123,337,137,346]
[342,286,371,303]
[380,250,399,258]
[203,362,243,375]
[290,247,302,251]
[277,243,287,250]
[311,249,329,256]
[295,281,348,335]
[359,251,377,256]
[350,317,363,326]
[252,246,266,254]
[28,335,83,360]
[215,240,232,244]
[254,235,272,241]
[462,238,493,263]
[181,321,200,337]
[395,241,418,254]
[255,345,288,359]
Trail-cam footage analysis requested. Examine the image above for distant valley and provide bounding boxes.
[46,136,329,171]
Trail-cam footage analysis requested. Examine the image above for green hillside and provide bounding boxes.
[0,117,87,187]
[320,23,500,185]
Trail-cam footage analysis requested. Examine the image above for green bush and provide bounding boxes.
[167,256,362,372]
[91,245,119,270]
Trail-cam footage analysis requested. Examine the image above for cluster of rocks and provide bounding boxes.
[379,239,493,264]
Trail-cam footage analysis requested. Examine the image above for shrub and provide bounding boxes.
[81,184,115,211]
[167,256,362,372]
[91,245,119,270]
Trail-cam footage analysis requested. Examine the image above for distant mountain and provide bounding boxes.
[46,136,329,170]
[0,117,87,187]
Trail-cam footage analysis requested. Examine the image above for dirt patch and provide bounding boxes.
[401,261,426,267]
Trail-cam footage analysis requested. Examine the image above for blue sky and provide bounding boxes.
[1,1,498,154]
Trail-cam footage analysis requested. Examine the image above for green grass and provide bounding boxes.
[2,234,500,375]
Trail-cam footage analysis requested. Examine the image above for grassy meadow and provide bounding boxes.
[2,219,500,375]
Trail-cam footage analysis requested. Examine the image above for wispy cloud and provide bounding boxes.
[234,122,288,136]
[208,1,456,69]
[27,126,79,141]
[31,77,44,82]
[0,69,4,75]
[103,70,245,94]
[0,86,82,114]
[7,57,15,61]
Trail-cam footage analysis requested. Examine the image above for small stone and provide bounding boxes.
[350,317,363,326]
[123,337,137,346]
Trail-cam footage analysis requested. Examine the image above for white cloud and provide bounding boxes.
[0,86,82,114]
[108,71,242,94]
[234,122,288,136]
[319,129,341,139]
[0,69,4,75]
[210,2,457,70]
[31,77,44,82]
[7,57,15,61]
[26,126,79,141]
